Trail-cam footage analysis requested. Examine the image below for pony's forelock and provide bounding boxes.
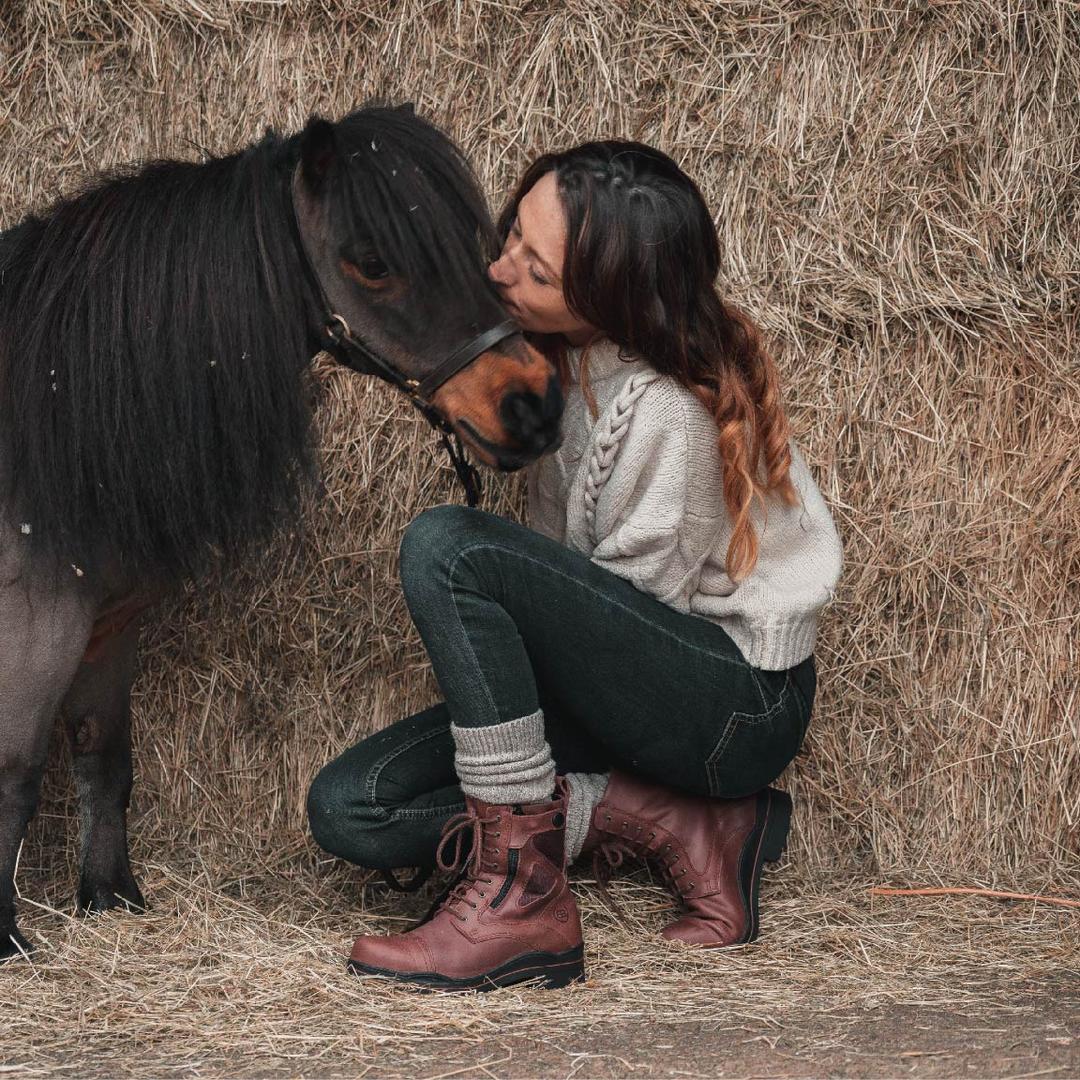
[332,107,498,289]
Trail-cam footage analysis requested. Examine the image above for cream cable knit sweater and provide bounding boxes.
[525,338,843,671]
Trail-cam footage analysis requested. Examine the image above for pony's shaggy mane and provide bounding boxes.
[0,106,495,586]
[0,133,314,584]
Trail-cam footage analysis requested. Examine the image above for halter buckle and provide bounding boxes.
[325,313,350,343]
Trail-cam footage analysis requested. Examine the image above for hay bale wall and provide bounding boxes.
[2,0,1076,889]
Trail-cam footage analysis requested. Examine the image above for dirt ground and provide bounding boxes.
[474,996,1080,1079]
[3,832,1077,1079]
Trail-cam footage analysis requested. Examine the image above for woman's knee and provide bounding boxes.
[399,504,494,602]
[306,762,354,858]
[306,759,385,867]
[400,504,481,569]
[307,708,456,869]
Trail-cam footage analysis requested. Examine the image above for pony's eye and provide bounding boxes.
[359,256,389,280]
[340,252,394,290]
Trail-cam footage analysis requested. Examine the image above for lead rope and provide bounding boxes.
[409,397,483,508]
[435,423,483,508]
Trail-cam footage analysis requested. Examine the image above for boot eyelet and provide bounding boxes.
[687,882,695,889]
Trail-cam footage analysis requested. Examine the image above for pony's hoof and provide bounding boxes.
[78,877,147,916]
[0,924,34,962]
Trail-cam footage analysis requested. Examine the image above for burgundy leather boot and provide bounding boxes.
[348,783,584,991]
[581,771,792,947]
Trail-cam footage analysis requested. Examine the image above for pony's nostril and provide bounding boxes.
[500,389,560,453]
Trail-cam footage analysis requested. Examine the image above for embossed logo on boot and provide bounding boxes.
[554,906,569,923]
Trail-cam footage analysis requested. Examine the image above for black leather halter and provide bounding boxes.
[290,182,519,507]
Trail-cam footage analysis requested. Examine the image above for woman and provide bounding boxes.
[307,141,843,992]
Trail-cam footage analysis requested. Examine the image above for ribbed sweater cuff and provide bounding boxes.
[745,617,818,671]
[451,710,555,805]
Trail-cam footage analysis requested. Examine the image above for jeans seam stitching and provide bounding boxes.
[748,668,768,711]
[442,539,748,670]
[447,549,504,725]
[383,802,465,821]
[365,727,451,819]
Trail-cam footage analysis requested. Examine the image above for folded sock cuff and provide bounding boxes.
[564,771,610,863]
[451,710,556,805]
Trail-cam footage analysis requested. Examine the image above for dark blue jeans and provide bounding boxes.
[308,505,815,871]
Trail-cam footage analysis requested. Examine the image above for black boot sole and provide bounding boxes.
[738,787,793,944]
[347,943,585,992]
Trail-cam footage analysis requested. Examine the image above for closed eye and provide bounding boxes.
[511,216,552,286]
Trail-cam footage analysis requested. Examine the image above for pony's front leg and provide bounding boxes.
[0,714,52,961]
[0,579,93,960]
[61,618,145,916]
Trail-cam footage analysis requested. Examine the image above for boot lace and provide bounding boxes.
[433,807,503,922]
[590,814,694,920]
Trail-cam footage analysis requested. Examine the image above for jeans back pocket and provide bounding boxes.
[705,670,805,798]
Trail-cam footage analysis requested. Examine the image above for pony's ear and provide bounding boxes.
[395,102,416,116]
[300,117,337,191]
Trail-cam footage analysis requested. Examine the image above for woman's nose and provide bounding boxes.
[488,255,512,287]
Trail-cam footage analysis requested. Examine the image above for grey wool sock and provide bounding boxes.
[451,710,556,806]
[563,771,610,863]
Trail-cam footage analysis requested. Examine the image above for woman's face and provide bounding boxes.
[488,172,596,345]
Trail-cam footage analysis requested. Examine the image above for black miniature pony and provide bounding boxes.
[0,104,563,961]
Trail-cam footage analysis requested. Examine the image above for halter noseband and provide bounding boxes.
[290,175,519,507]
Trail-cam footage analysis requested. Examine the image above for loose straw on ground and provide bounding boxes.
[870,887,1080,910]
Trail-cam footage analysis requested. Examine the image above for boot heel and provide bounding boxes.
[736,789,794,944]
[760,788,792,864]
[540,957,586,989]
[490,944,585,991]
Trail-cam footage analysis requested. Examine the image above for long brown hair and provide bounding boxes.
[497,141,798,582]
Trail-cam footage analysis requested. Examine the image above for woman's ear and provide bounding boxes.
[300,116,337,192]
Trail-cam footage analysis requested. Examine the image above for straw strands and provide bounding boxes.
[1,0,1077,1073]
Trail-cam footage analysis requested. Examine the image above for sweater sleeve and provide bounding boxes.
[568,377,696,607]
[690,440,844,668]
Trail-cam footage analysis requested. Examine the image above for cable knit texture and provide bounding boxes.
[526,338,844,671]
